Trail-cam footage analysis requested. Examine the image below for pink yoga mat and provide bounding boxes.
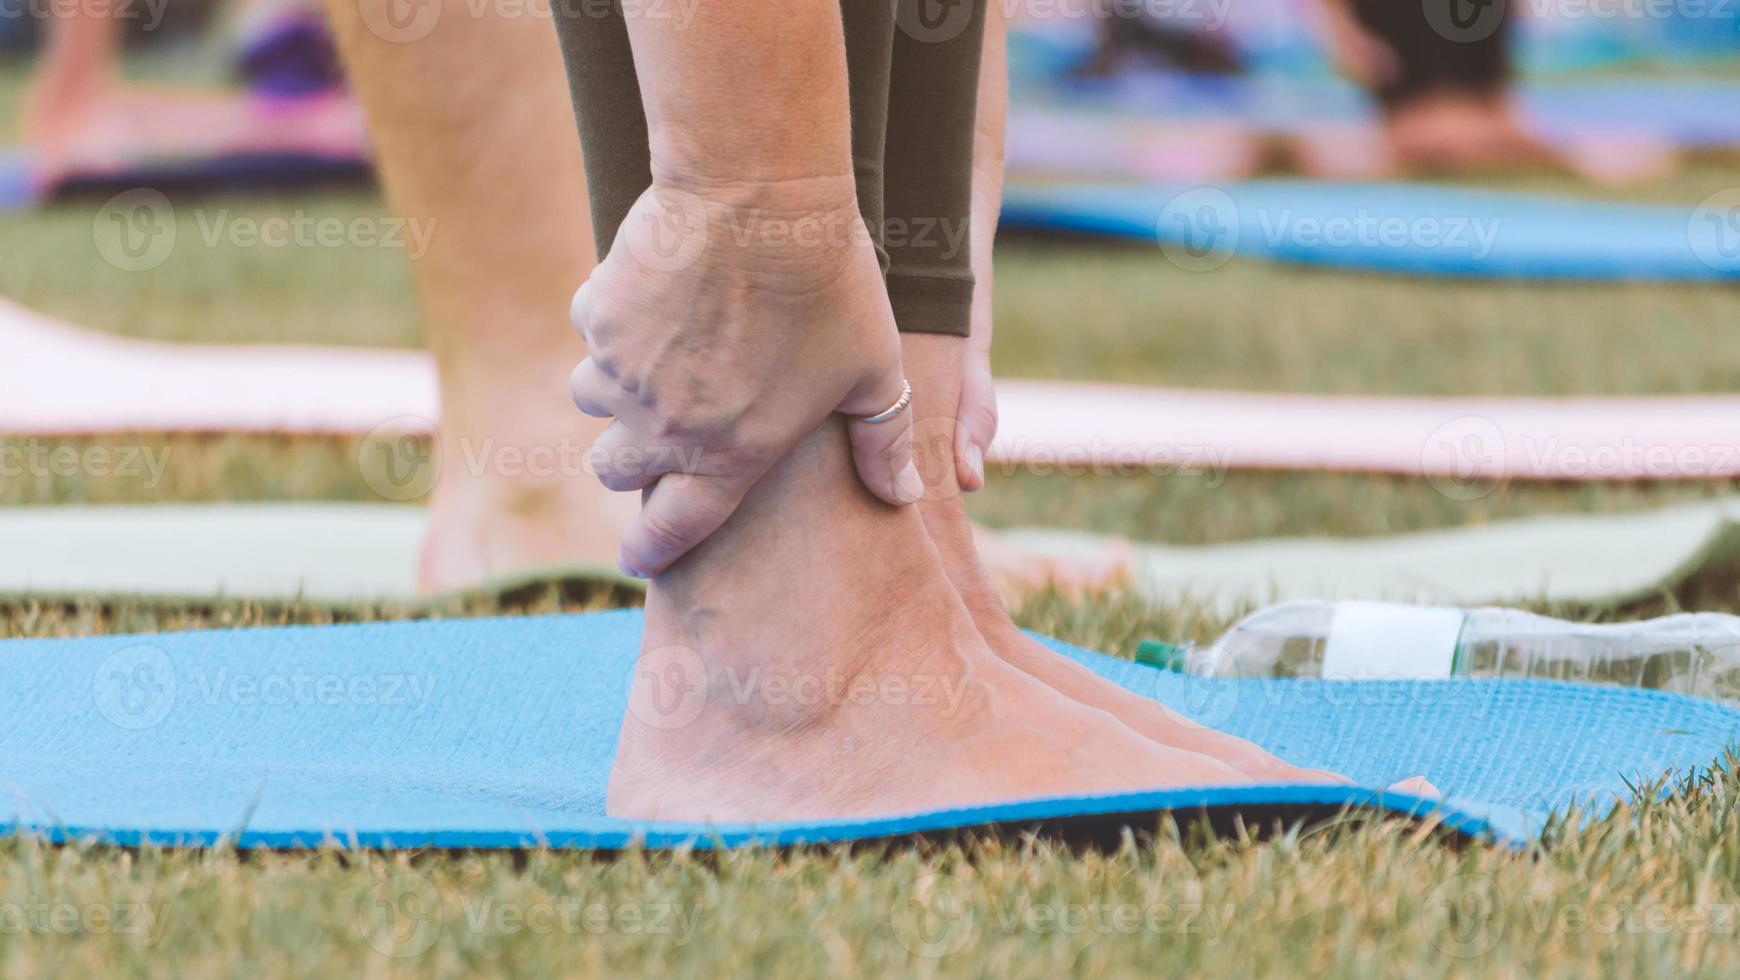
[4,299,1734,482]
[992,382,1740,483]
[1005,108,1260,181]
[0,299,435,436]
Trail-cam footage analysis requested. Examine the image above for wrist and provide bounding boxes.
[645,173,872,273]
[649,160,859,210]
[647,119,854,199]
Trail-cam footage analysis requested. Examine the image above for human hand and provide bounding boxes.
[569,181,923,579]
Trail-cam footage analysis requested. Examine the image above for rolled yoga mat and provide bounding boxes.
[3,499,1737,611]
[8,299,1740,481]
[6,607,1737,848]
[1000,180,1740,281]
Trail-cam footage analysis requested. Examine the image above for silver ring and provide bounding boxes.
[859,379,912,424]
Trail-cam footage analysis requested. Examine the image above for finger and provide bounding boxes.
[617,474,752,579]
[953,345,998,493]
[588,422,679,493]
[568,278,594,341]
[569,357,621,419]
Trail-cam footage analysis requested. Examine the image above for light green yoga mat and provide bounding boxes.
[3,500,1736,610]
[1002,498,1740,614]
[0,503,636,606]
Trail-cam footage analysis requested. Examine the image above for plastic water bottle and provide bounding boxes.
[1139,600,1740,701]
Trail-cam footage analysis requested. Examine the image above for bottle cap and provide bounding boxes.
[1135,640,1188,673]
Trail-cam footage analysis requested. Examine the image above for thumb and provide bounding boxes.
[954,345,998,493]
[842,375,924,507]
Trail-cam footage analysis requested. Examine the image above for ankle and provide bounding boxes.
[642,420,966,670]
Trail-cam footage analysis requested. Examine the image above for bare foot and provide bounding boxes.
[1382,92,1541,173]
[418,460,637,593]
[608,421,1254,823]
[1285,122,1394,180]
[970,523,1134,604]
[415,354,634,594]
[900,334,1347,785]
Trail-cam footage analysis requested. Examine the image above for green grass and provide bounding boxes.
[4,780,1740,979]
[5,55,1740,977]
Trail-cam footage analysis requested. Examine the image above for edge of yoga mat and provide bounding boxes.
[1000,180,1740,281]
[13,785,1488,852]
[4,498,1738,611]
[49,150,371,199]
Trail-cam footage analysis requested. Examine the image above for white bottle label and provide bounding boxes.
[1320,601,1467,680]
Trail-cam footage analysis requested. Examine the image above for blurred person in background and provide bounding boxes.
[1315,0,1674,180]
[19,0,360,189]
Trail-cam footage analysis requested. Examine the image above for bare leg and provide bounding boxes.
[22,4,121,172]
[324,0,635,591]
[609,417,1251,822]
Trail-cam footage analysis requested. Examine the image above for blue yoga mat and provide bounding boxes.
[3,609,1735,850]
[1001,181,1740,281]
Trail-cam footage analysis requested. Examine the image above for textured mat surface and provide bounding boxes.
[8,300,1738,482]
[5,500,1737,611]
[1001,181,1740,281]
[4,608,1736,849]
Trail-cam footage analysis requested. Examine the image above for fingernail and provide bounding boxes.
[618,553,645,579]
[895,462,926,504]
[967,445,985,488]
